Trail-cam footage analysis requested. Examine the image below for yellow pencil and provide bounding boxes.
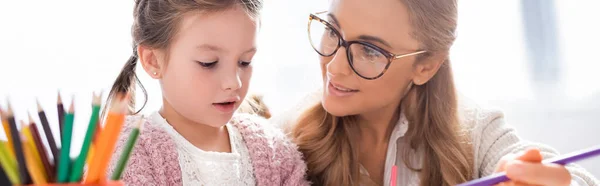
[22,132,47,184]
[22,121,48,182]
[87,121,101,166]
[87,143,95,166]
[0,107,15,157]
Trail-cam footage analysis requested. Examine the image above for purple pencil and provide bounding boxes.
[457,145,600,186]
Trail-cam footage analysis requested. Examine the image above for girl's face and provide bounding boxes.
[144,7,258,127]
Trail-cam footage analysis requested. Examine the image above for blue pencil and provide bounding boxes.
[457,145,600,186]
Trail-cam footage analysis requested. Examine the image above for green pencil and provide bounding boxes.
[0,140,19,184]
[110,118,143,180]
[69,93,101,182]
[57,97,75,183]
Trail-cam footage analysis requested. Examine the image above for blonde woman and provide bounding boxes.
[277,0,600,185]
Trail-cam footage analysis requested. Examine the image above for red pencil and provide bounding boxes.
[28,113,54,182]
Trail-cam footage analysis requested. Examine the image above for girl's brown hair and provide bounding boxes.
[291,0,473,185]
[104,0,263,116]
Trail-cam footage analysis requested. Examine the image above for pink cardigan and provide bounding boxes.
[106,113,309,186]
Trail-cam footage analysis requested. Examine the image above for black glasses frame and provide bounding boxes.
[308,11,427,80]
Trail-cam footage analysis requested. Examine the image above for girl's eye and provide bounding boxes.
[197,61,217,68]
[239,61,251,67]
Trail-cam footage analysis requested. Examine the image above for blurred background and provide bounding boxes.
[1,0,599,176]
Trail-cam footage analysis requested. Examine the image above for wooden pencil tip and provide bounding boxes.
[92,93,102,106]
[36,98,44,112]
[6,100,14,117]
[28,112,35,124]
[136,117,145,129]
[57,92,63,104]
[69,96,75,113]
[20,120,27,128]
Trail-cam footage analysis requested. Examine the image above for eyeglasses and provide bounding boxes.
[308,11,427,80]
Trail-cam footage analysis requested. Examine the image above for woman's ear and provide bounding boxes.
[138,45,164,79]
[412,53,446,85]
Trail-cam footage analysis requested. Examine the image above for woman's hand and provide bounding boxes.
[494,148,571,186]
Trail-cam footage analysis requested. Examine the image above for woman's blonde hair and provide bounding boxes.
[290,0,473,185]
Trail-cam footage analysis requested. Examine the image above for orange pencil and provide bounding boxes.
[84,95,127,183]
[0,107,15,157]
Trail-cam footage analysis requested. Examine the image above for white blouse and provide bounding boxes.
[150,112,256,186]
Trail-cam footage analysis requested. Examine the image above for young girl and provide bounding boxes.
[276,0,599,185]
[104,0,308,185]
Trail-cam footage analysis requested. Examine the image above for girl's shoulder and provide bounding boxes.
[122,115,175,149]
[230,113,291,147]
[106,114,182,185]
[230,113,304,166]
[230,113,309,185]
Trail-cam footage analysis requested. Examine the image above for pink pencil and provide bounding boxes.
[390,165,397,186]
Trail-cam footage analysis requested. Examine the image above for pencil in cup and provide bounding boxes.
[22,121,49,184]
[85,121,101,167]
[57,99,75,183]
[1,108,16,158]
[22,127,48,184]
[111,118,143,180]
[28,114,54,182]
[57,93,65,142]
[457,145,600,186]
[84,95,128,183]
[0,140,19,184]
[37,99,60,177]
[69,94,102,182]
[5,101,32,184]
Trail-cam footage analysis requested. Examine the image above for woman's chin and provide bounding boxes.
[321,100,355,117]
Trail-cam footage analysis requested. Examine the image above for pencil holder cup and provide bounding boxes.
[25,181,124,186]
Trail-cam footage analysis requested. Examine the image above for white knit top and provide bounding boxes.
[271,93,599,186]
[150,112,256,186]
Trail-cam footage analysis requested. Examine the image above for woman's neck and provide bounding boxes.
[159,99,231,153]
[357,103,401,145]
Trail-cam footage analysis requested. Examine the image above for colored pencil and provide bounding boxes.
[84,95,127,183]
[457,145,600,186]
[0,158,12,186]
[22,131,47,184]
[390,165,397,186]
[111,117,143,180]
[69,93,102,182]
[85,121,100,166]
[28,113,53,181]
[22,121,47,183]
[37,99,59,171]
[0,140,19,184]
[6,101,30,184]
[0,107,15,157]
[57,93,65,141]
[57,98,75,183]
